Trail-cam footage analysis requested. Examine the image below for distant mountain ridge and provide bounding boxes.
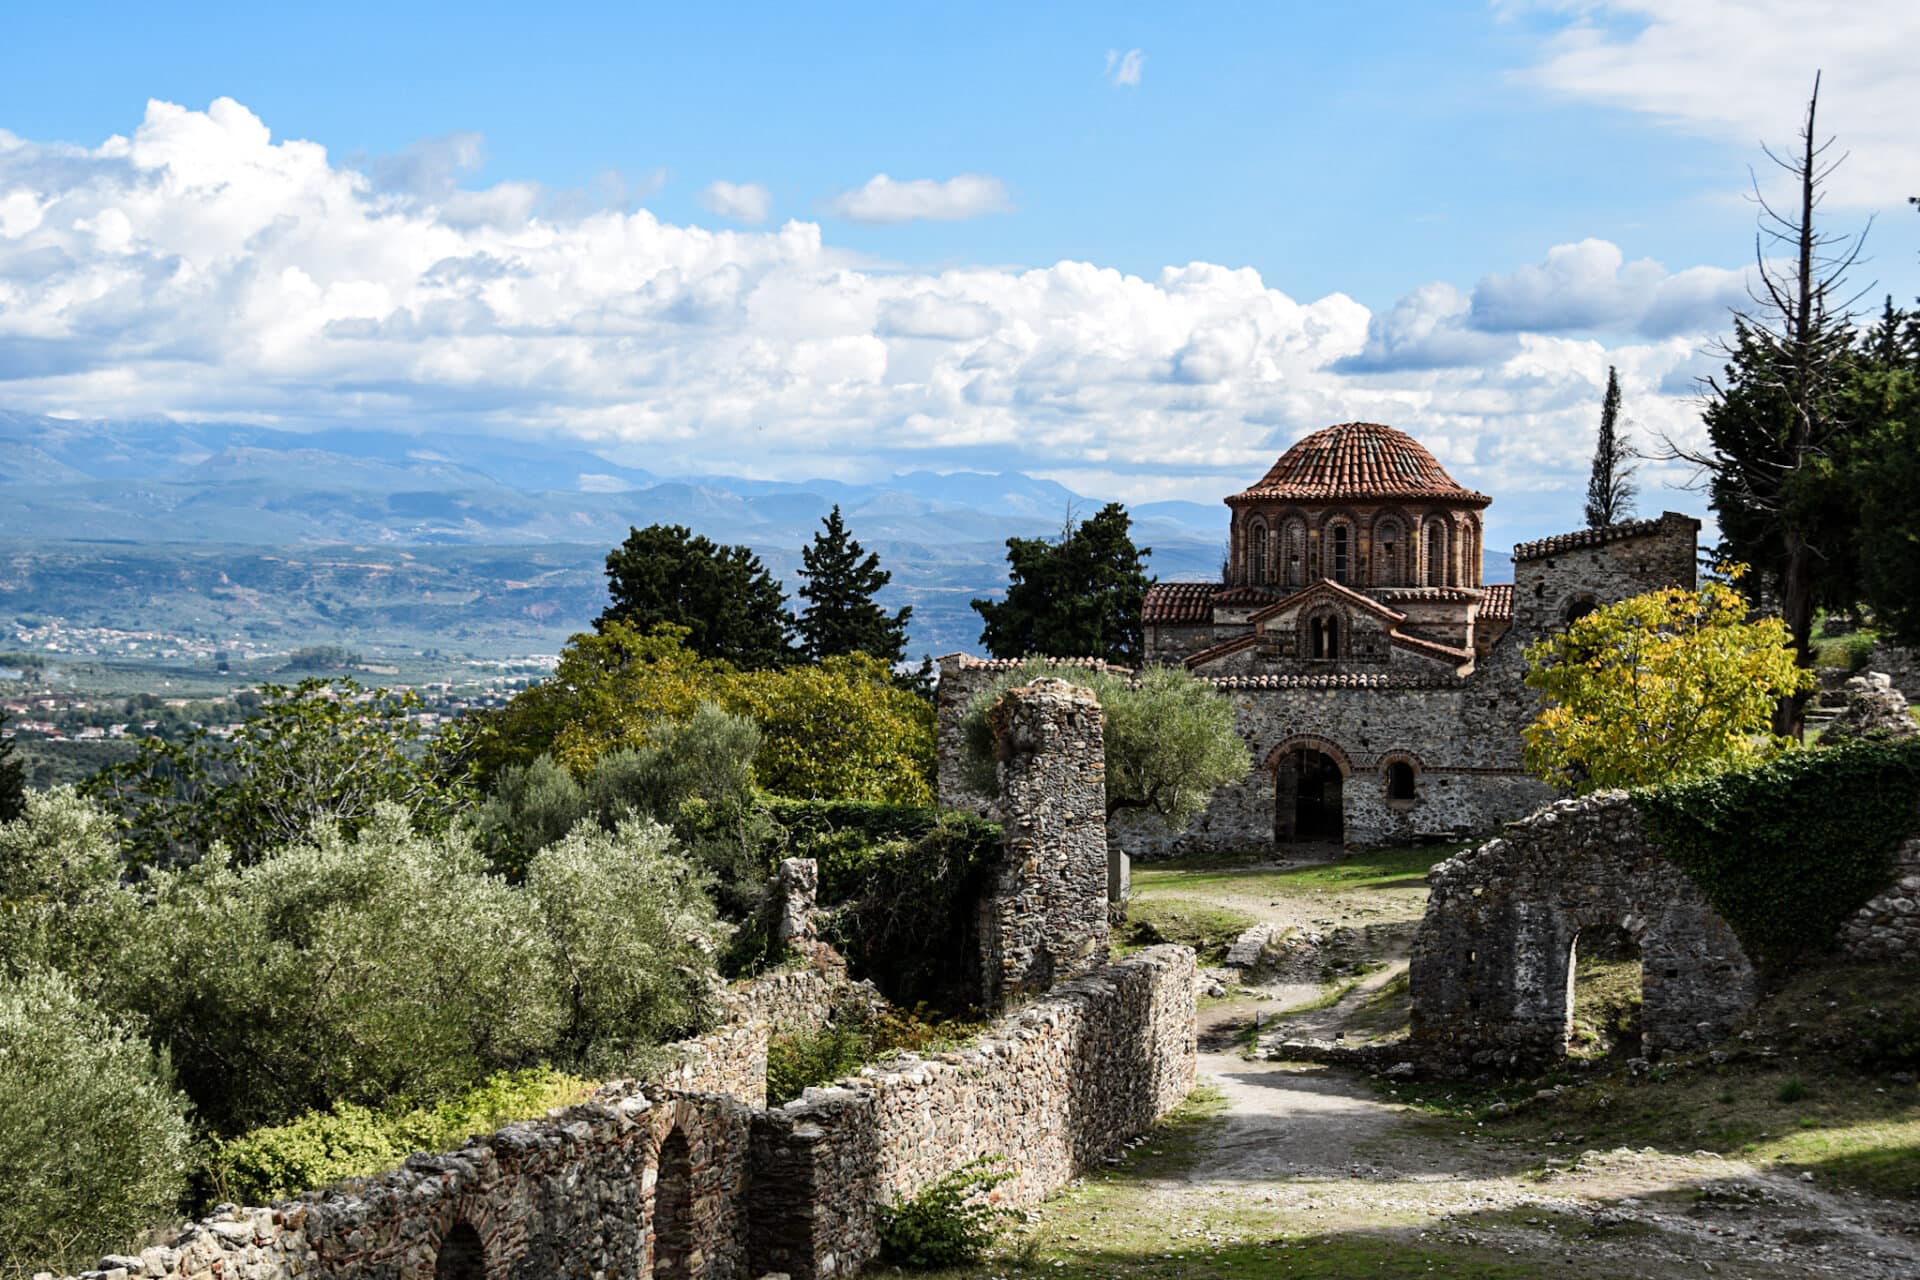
[0,412,1511,657]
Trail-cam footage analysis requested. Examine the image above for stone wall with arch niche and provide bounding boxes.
[1409,791,1759,1076]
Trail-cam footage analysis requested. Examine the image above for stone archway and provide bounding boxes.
[1409,793,1757,1074]
[1269,738,1348,846]
[433,1222,487,1280]
[653,1128,694,1280]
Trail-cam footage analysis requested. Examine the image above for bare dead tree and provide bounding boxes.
[1661,73,1872,738]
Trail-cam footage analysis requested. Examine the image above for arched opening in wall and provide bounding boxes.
[653,1128,694,1280]
[1250,522,1268,584]
[1385,760,1416,802]
[1426,523,1447,586]
[433,1222,487,1280]
[1564,595,1599,626]
[1331,523,1351,584]
[1309,614,1341,659]
[1565,924,1643,1061]
[1284,521,1306,587]
[1274,747,1344,845]
[1374,519,1404,585]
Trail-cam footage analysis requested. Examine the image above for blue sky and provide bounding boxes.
[1,1,1916,544]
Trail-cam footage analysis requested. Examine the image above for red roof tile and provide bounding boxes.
[1142,581,1220,624]
[1478,583,1513,621]
[1229,422,1490,506]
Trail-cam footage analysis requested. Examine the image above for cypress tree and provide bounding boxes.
[0,708,25,823]
[794,505,912,665]
[1584,365,1637,528]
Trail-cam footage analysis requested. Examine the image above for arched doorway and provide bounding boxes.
[653,1128,693,1280]
[1273,746,1344,845]
[434,1222,486,1280]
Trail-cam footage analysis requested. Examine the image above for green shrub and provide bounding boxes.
[765,1004,986,1106]
[877,1158,1016,1269]
[1777,1078,1810,1103]
[1636,737,1920,964]
[205,1067,591,1205]
[0,969,193,1277]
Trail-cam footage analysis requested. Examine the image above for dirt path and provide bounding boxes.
[1014,849,1920,1278]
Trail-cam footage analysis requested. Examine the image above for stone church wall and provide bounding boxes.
[746,945,1197,1280]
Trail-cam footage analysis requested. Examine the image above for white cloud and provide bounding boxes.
[1514,0,1920,206]
[0,97,1751,529]
[1104,48,1145,88]
[825,173,1012,224]
[1469,238,1749,336]
[699,179,772,225]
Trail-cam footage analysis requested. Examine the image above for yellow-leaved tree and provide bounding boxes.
[1522,569,1815,792]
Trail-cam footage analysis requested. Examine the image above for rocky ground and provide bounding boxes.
[950,846,1920,1279]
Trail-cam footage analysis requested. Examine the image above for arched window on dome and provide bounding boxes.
[1425,521,1449,587]
[1373,517,1404,586]
[1250,520,1268,584]
[1465,517,1481,586]
[1330,522,1352,585]
[1283,519,1306,588]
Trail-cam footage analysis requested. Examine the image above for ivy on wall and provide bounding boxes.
[1636,737,1920,965]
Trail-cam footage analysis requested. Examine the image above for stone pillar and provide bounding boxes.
[979,677,1109,1009]
[776,857,820,947]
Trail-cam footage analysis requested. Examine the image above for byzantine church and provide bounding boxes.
[939,420,1702,853]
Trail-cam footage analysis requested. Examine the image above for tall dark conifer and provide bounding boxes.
[972,502,1153,665]
[795,505,912,665]
[1584,366,1637,528]
[0,707,27,823]
[596,524,795,669]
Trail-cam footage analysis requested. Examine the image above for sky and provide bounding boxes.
[2,0,1918,547]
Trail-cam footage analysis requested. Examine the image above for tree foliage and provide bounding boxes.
[0,967,193,1279]
[1673,78,1869,734]
[597,523,794,670]
[972,503,1153,665]
[959,660,1248,827]
[1522,572,1816,792]
[796,505,911,665]
[84,678,467,868]
[734,654,935,806]
[0,707,24,824]
[1584,365,1637,528]
[1845,299,1920,646]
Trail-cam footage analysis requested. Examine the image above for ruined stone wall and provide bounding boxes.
[64,1087,754,1280]
[1409,792,1758,1076]
[1840,837,1920,961]
[1510,512,1700,640]
[979,677,1111,1007]
[935,654,1130,816]
[1865,644,1920,705]
[747,946,1197,1280]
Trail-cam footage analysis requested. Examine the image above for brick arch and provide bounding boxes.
[1262,735,1352,777]
[1409,793,1757,1074]
[1375,749,1425,774]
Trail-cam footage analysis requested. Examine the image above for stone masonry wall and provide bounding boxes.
[1510,512,1700,639]
[979,677,1111,1008]
[1840,837,1920,961]
[746,945,1197,1280]
[936,655,1128,816]
[1867,643,1920,703]
[1409,791,1758,1076]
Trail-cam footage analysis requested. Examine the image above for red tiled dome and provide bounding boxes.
[1229,422,1489,506]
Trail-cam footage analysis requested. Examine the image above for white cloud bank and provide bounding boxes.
[699,179,771,225]
[1515,0,1920,206]
[825,173,1013,224]
[0,97,1734,521]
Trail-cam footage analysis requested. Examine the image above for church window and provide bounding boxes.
[1250,521,1268,583]
[1284,520,1306,587]
[1426,523,1447,587]
[1386,761,1417,801]
[1331,524,1351,584]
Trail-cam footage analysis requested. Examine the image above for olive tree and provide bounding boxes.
[959,661,1248,828]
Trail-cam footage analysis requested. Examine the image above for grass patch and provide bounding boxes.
[1338,969,1412,1044]
[1121,897,1258,965]
[1567,950,1643,1061]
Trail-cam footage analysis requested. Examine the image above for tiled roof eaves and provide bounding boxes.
[1228,485,1491,505]
[1511,512,1699,561]
[1478,583,1514,621]
[1247,579,1406,627]
[1142,581,1220,623]
[1202,673,1466,690]
[1181,633,1261,669]
[1390,632,1475,664]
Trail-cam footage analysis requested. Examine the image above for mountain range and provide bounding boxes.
[0,412,1510,659]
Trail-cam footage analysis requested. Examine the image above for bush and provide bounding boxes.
[204,1067,590,1205]
[732,655,935,805]
[1636,736,1920,964]
[0,786,129,980]
[765,1003,984,1105]
[525,818,724,1072]
[98,806,567,1134]
[876,1158,1016,1269]
[0,969,193,1277]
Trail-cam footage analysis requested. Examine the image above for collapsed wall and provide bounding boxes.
[748,945,1198,1280]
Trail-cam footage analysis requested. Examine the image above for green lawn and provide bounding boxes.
[1132,844,1465,900]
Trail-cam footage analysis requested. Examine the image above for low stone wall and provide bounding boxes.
[1869,643,1920,703]
[1409,792,1758,1076]
[660,965,847,1108]
[747,945,1197,1280]
[66,1086,752,1280]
